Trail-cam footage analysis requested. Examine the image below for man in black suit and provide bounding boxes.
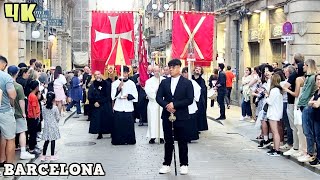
[156,59,194,175]
[215,63,227,120]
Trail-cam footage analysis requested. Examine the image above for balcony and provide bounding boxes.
[145,27,155,39]
[151,36,165,49]
[214,0,243,11]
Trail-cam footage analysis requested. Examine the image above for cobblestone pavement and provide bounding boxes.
[5,105,320,180]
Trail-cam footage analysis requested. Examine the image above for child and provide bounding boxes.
[27,81,41,154]
[40,92,61,161]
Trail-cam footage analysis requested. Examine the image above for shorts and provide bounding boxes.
[257,110,267,121]
[0,110,16,139]
[16,118,28,134]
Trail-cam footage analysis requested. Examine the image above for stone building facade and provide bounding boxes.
[0,0,74,70]
[214,0,320,103]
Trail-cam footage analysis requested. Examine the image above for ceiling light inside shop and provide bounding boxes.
[254,10,261,13]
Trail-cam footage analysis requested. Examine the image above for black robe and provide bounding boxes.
[138,87,148,123]
[192,75,208,131]
[88,80,113,134]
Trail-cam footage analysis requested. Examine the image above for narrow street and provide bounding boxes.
[15,106,320,180]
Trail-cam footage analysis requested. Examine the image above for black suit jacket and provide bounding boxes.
[216,71,227,94]
[156,76,194,121]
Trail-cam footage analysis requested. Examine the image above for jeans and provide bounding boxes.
[217,93,226,118]
[302,106,315,155]
[314,118,320,160]
[225,87,232,106]
[282,102,293,145]
[67,100,81,114]
[241,98,252,117]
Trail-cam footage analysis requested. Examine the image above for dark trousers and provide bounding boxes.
[82,88,86,103]
[163,119,188,166]
[43,140,55,156]
[313,118,320,160]
[67,100,81,114]
[241,99,252,117]
[27,118,39,150]
[217,93,226,118]
[225,87,232,106]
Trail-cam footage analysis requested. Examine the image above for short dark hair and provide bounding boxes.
[18,63,27,68]
[168,59,182,67]
[218,63,225,70]
[0,55,8,64]
[74,70,79,77]
[30,59,36,66]
[227,66,231,70]
[30,80,39,91]
[182,67,188,73]
[123,66,130,73]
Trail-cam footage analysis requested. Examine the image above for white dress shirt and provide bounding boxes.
[188,80,201,114]
[111,79,138,112]
[171,76,181,95]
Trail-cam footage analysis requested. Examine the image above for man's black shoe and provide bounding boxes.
[97,134,103,139]
[160,138,165,144]
[216,117,226,120]
[149,138,155,144]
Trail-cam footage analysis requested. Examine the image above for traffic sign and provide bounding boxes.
[283,22,293,35]
[48,19,63,26]
[281,35,294,42]
[34,10,49,20]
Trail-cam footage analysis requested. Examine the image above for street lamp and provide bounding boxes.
[32,30,41,39]
[152,0,171,18]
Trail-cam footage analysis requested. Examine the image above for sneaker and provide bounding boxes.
[280,144,292,150]
[40,155,47,161]
[292,151,304,157]
[50,155,59,161]
[258,140,271,149]
[20,152,35,160]
[249,119,255,123]
[29,149,41,155]
[309,158,320,166]
[283,148,298,156]
[268,150,281,157]
[298,154,314,162]
[0,161,6,168]
[159,165,171,174]
[180,165,188,175]
[266,149,276,155]
[240,116,245,121]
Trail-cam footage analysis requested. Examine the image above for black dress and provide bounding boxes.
[192,75,208,131]
[88,80,113,134]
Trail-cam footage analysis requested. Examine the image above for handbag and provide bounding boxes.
[207,88,217,100]
[263,103,269,112]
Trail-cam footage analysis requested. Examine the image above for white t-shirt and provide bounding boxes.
[53,74,67,87]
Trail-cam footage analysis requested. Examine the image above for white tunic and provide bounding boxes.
[145,76,165,138]
[266,87,283,120]
[189,80,201,114]
[111,79,138,112]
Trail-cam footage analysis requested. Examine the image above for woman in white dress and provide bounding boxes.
[265,74,283,156]
[53,66,67,115]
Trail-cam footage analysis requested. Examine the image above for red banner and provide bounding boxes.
[172,11,214,66]
[91,11,134,73]
[138,16,149,87]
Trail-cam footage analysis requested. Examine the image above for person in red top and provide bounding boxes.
[27,80,40,154]
[225,66,235,109]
